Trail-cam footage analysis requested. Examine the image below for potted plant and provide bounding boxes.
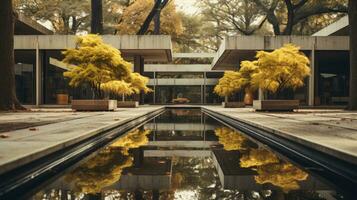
[56,89,69,105]
[249,44,311,111]
[62,34,137,111]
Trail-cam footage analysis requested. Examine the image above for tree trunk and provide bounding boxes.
[91,0,103,34]
[349,0,357,110]
[0,0,23,110]
[137,0,168,35]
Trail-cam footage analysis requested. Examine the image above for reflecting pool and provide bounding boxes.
[25,109,346,200]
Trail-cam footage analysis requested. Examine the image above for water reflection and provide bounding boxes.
[26,109,344,200]
[214,127,309,192]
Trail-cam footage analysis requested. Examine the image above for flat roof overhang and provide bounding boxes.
[212,36,350,70]
[15,14,53,35]
[313,16,349,36]
[14,35,173,62]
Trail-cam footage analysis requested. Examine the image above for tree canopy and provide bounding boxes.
[62,34,151,99]
[250,44,311,95]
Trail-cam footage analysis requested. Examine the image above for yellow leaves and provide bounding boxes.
[65,128,151,194]
[240,149,280,168]
[215,44,311,97]
[239,148,308,192]
[214,61,258,97]
[126,73,153,94]
[110,129,151,155]
[101,80,134,96]
[116,0,183,36]
[214,71,242,97]
[255,163,309,192]
[214,127,247,151]
[251,44,311,93]
[62,34,151,98]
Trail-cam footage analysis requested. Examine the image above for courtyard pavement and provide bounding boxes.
[203,106,357,165]
[0,106,164,175]
[1,105,357,176]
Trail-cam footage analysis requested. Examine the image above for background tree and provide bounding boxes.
[16,0,90,34]
[252,0,348,35]
[0,0,23,110]
[15,0,133,34]
[116,0,182,38]
[91,0,103,34]
[199,0,268,36]
[349,0,357,110]
[137,0,168,35]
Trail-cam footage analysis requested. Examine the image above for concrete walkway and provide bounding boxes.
[0,106,163,175]
[203,106,357,165]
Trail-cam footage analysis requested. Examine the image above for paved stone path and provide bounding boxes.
[0,106,163,175]
[203,106,357,165]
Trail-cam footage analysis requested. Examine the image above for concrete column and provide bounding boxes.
[153,71,156,104]
[308,49,315,106]
[258,88,264,100]
[203,72,206,104]
[133,56,144,104]
[35,41,42,106]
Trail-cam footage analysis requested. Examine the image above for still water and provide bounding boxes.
[25,109,345,200]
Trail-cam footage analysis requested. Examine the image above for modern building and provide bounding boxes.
[13,15,350,107]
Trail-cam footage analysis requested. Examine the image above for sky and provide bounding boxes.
[174,0,200,15]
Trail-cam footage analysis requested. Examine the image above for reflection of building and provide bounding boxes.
[14,17,350,106]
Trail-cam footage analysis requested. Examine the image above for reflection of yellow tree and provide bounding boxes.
[66,129,151,194]
[214,127,247,151]
[240,148,280,168]
[255,163,309,192]
[240,148,308,192]
[111,129,151,155]
[66,148,133,194]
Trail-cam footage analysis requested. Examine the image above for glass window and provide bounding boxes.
[155,86,202,104]
[43,50,92,104]
[14,50,36,105]
[156,72,203,79]
[316,51,349,105]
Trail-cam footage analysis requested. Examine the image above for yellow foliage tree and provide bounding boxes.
[63,34,151,100]
[62,34,132,98]
[214,71,242,103]
[214,61,259,103]
[116,0,183,37]
[250,44,311,97]
[126,72,153,94]
[214,127,248,151]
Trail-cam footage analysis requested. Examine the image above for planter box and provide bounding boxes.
[117,101,139,108]
[253,100,299,111]
[72,100,117,111]
[222,102,245,108]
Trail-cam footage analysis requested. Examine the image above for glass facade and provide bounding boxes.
[155,86,202,104]
[13,49,349,106]
[14,50,36,105]
[43,50,92,104]
[316,51,349,105]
